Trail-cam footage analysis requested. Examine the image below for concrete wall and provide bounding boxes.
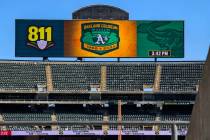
[186,48,210,140]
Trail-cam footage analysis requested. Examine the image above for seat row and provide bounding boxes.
[0,62,204,92]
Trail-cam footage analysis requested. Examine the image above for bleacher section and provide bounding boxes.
[109,114,156,121]
[106,64,156,91]
[0,112,190,131]
[160,63,204,92]
[51,64,101,92]
[0,61,203,137]
[4,126,37,131]
[161,114,190,121]
[57,113,103,122]
[0,62,46,91]
[0,61,204,93]
[2,112,51,121]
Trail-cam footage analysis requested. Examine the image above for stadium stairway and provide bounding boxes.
[0,113,3,122]
[100,65,107,91]
[51,113,57,130]
[154,64,162,92]
[102,114,109,134]
[45,64,53,92]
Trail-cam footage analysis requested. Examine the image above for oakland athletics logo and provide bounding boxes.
[81,22,120,55]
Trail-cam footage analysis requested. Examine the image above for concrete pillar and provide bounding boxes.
[171,124,178,140]
[118,100,122,140]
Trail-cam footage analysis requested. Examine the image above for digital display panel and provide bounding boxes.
[15,20,184,58]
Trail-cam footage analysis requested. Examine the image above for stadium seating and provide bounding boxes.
[0,61,204,93]
[122,114,156,121]
[57,113,103,122]
[2,112,51,121]
[109,114,156,121]
[51,64,101,91]
[160,63,204,92]
[106,63,156,91]
[5,126,37,131]
[0,110,190,131]
[0,61,204,134]
[160,124,188,131]
[161,114,191,121]
[0,62,46,91]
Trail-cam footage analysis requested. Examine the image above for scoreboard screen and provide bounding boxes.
[15,20,184,58]
[137,21,184,58]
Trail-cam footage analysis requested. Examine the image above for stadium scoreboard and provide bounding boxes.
[15,20,184,58]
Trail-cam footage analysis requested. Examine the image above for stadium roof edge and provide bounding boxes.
[0,59,205,64]
[72,4,129,15]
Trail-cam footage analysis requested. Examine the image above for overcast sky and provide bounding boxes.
[0,0,209,61]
